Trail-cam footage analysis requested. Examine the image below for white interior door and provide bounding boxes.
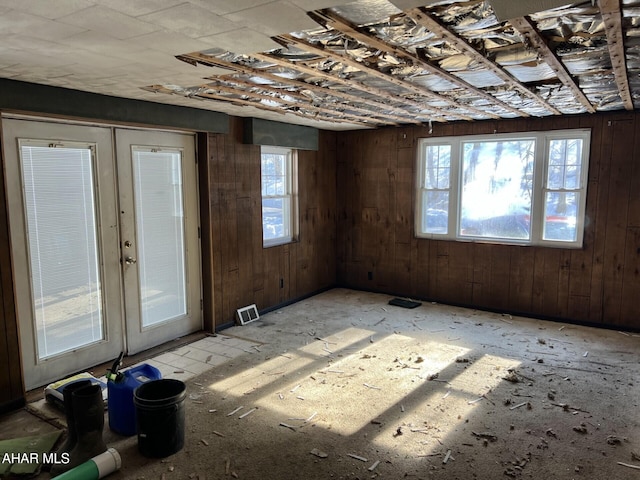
[3,118,202,389]
[2,118,124,390]
[115,129,201,354]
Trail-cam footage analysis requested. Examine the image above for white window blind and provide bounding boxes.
[132,148,187,327]
[20,142,104,359]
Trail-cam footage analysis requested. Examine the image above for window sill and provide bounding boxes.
[263,237,296,249]
[414,234,583,249]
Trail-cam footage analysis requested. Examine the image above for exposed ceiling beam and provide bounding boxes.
[197,89,371,127]
[275,33,487,121]
[510,16,596,114]
[312,9,526,118]
[204,79,395,126]
[599,0,633,110]
[218,74,411,125]
[144,84,289,117]
[406,7,562,116]
[252,50,452,122]
[177,52,427,124]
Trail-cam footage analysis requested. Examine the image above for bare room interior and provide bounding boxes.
[1,0,640,478]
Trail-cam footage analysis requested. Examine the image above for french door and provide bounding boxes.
[2,118,201,389]
[115,129,201,354]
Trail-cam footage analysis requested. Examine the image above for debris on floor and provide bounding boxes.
[11,289,640,480]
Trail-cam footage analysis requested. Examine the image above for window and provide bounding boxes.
[260,146,297,247]
[416,129,590,247]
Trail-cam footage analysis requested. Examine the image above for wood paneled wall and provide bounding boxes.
[200,118,337,330]
[0,132,25,413]
[2,107,637,411]
[336,111,640,329]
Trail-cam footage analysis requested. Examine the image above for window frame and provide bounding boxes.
[415,129,591,248]
[260,145,298,248]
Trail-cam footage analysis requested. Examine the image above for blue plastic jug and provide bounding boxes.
[108,363,161,436]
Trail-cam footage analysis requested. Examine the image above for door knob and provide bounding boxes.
[125,257,137,265]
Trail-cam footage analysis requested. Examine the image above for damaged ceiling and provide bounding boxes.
[146,0,640,128]
[0,0,638,129]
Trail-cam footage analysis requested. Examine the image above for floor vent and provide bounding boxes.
[236,304,260,325]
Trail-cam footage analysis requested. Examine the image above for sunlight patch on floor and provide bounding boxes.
[296,327,378,357]
[248,332,470,436]
[371,353,522,455]
[206,352,315,397]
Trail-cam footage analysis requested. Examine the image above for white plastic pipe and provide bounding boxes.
[51,448,121,480]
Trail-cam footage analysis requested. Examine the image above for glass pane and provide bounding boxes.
[543,192,578,242]
[422,191,449,234]
[460,139,534,240]
[547,139,583,189]
[21,144,104,359]
[425,145,451,189]
[133,149,186,327]
[262,197,290,241]
[261,153,287,196]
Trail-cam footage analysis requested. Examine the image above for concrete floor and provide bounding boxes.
[2,288,640,479]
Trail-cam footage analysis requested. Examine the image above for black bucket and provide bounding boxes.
[133,379,186,458]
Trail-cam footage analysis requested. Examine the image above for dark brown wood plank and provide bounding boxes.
[601,118,634,324]
[415,239,431,299]
[508,246,535,312]
[236,196,255,307]
[531,247,546,313]
[394,241,412,294]
[557,250,571,319]
[539,249,561,317]
[627,119,640,227]
[198,133,215,332]
[620,227,640,326]
[395,147,414,245]
[211,134,225,327]
[488,246,511,311]
[471,243,492,308]
[588,115,609,323]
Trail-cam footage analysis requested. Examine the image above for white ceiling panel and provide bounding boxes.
[199,28,281,54]
[0,10,81,38]
[92,0,185,17]
[191,0,275,16]
[289,0,355,11]
[0,35,81,64]
[0,16,86,43]
[139,3,240,38]
[224,1,319,35]
[57,31,150,57]
[132,30,214,54]
[57,6,161,39]
[0,0,94,20]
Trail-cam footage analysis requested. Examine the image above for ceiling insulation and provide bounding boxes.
[146,0,640,129]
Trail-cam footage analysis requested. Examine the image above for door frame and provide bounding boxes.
[115,128,202,354]
[2,115,204,389]
[2,117,125,390]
